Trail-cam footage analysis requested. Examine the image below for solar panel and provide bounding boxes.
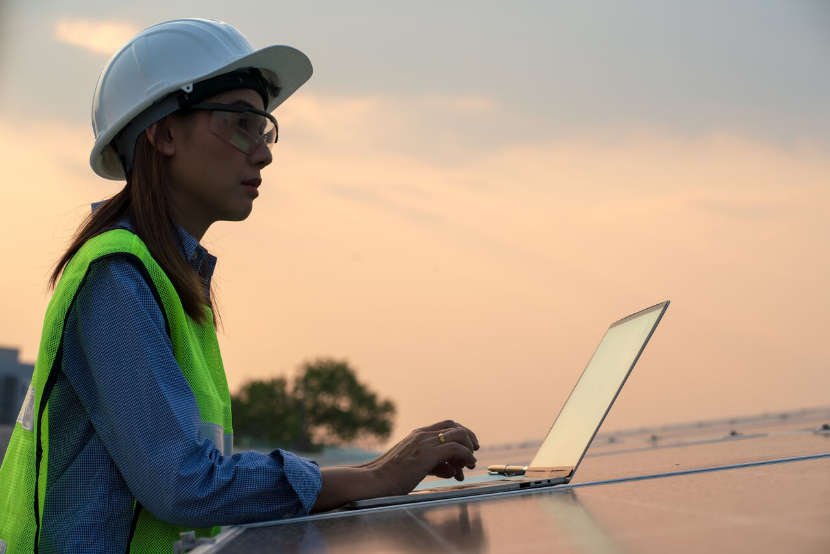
[186,407,830,553]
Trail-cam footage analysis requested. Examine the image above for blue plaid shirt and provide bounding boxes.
[41,213,321,551]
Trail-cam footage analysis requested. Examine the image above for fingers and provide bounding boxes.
[430,448,476,482]
[422,420,480,451]
[376,424,481,494]
[437,428,474,454]
[431,461,458,480]
[462,427,480,451]
[461,431,475,453]
[435,428,477,458]
[431,461,466,481]
[436,442,476,468]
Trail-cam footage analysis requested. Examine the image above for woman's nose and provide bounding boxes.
[250,140,273,168]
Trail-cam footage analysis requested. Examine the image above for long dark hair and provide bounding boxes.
[49,116,218,327]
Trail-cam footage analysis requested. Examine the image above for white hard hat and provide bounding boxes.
[90,18,313,180]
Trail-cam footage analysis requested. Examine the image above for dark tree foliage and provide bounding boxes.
[295,358,396,449]
[230,358,396,451]
[230,377,301,447]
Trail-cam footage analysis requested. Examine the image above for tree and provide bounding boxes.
[294,358,396,450]
[231,377,301,448]
[230,358,396,451]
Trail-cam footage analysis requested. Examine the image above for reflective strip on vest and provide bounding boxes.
[200,422,234,456]
[15,385,35,432]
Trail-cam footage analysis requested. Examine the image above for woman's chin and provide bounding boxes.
[224,202,255,223]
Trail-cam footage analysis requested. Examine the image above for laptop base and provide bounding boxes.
[347,475,568,509]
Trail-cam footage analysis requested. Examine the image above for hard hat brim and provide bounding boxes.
[90,45,313,181]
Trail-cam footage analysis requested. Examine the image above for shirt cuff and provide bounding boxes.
[272,449,322,516]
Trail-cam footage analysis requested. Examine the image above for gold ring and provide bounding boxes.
[438,433,446,444]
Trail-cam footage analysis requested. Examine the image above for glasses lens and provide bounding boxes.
[210,110,277,155]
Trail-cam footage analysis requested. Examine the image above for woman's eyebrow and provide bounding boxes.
[232,100,256,108]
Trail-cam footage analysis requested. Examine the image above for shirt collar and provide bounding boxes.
[92,202,217,278]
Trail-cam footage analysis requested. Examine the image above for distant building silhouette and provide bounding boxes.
[0,347,34,425]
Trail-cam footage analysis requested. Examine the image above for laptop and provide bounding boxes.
[349,300,670,509]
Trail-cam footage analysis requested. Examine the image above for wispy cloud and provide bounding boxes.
[4,108,830,446]
[54,18,139,56]
[322,184,445,225]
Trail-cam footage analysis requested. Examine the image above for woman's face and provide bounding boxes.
[163,88,273,239]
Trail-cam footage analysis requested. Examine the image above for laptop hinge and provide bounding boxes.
[523,466,574,480]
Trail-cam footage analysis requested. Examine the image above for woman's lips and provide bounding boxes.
[241,179,261,197]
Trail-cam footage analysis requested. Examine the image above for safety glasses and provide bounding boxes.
[189,102,278,155]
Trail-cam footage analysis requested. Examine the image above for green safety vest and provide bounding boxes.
[0,229,233,552]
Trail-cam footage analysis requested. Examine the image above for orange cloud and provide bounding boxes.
[54,18,139,56]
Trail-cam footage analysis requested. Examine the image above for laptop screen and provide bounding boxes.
[529,301,668,472]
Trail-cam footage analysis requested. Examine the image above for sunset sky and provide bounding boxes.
[0,1,828,446]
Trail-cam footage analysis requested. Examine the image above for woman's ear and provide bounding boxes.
[146,122,176,157]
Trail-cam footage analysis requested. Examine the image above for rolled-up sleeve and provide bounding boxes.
[61,255,321,527]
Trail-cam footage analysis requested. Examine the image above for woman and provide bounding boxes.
[0,18,478,552]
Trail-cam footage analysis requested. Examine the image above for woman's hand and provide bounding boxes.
[370,420,479,496]
[311,420,480,512]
